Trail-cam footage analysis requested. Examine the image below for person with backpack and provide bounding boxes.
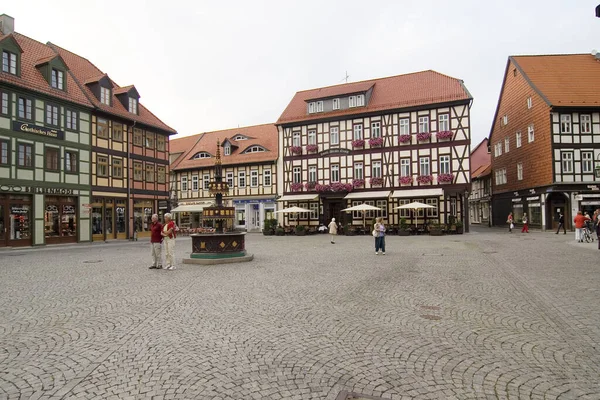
[161,213,177,270]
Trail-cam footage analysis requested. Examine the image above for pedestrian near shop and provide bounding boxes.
[373,217,386,255]
[573,211,590,243]
[521,213,529,233]
[507,212,514,233]
[327,218,338,244]
[556,213,566,234]
[148,214,163,269]
[162,213,177,270]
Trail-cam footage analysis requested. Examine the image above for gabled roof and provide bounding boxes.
[48,42,176,134]
[0,32,92,107]
[114,85,139,98]
[34,54,67,68]
[470,137,489,155]
[171,123,278,171]
[511,54,600,107]
[471,163,491,179]
[0,33,23,53]
[277,70,472,125]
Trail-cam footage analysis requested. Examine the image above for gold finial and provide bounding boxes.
[215,140,221,165]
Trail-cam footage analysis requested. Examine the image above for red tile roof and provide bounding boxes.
[171,124,278,171]
[511,54,600,107]
[471,163,491,179]
[0,33,92,108]
[48,43,176,133]
[277,70,472,125]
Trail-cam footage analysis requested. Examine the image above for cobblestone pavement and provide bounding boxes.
[0,228,599,400]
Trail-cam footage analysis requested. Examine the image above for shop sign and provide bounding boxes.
[528,202,541,207]
[11,206,28,213]
[511,198,522,203]
[158,200,168,209]
[12,121,65,140]
[587,185,599,191]
[319,148,351,156]
[581,200,600,205]
[0,184,74,195]
[529,189,536,194]
[526,196,539,201]
[582,194,600,198]
[233,198,276,204]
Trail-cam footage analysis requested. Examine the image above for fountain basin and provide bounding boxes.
[182,232,254,265]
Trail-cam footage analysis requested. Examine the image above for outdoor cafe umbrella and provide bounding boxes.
[274,206,312,226]
[341,203,382,229]
[395,201,435,227]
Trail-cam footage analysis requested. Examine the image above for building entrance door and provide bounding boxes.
[323,198,345,226]
[547,192,568,231]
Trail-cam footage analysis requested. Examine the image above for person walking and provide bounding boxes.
[327,218,338,244]
[573,211,590,243]
[521,213,529,233]
[162,213,177,270]
[556,212,566,234]
[507,212,514,233]
[148,214,163,269]
[374,217,386,255]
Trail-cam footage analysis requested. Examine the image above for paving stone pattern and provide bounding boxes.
[0,229,599,399]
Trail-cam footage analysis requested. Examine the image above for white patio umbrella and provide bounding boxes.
[275,206,312,226]
[395,201,435,227]
[342,204,382,229]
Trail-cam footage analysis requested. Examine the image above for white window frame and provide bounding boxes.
[309,202,319,220]
[438,114,449,131]
[371,122,381,138]
[226,172,234,187]
[560,114,571,134]
[330,127,339,145]
[353,124,363,140]
[292,132,301,147]
[419,157,430,176]
[418,116,429,133]
[439,155,450,174]
[426,198,438,217]
[293,167,301,183]
[502,115,508,126]
[356,94,365,106]
[316,101,323,112]
[51,69,64,90]
[332,98,340,110]
[504,137,510,153]
[128,97,138,114]
[372,161,382,178]
[181,176,188,191]
[2,50,17,75]
[561,152,573,173]
[308,130,316,145]
[203,174,210,190]
[308,166,317,182]
[349,96,356,108]
[528,125,535,143]
[45,104,59,126]
[354,162,363,180]
[517,162,523,180]
[516,131,522,148]
[581,114,592,134]
[238,171,246,188]
[400,159,410,177]
[100,87,111,105]
[399,118,410,135]
[527,97,532,109]
[250,170,259,187]
[308,102,315,113]
[224,143,231,156]
[191,175,199,191]
[263,169,272,186]
[331,164,339,182]
[582,152,593,173]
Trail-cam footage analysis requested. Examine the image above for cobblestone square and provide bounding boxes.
[0,229,599,399]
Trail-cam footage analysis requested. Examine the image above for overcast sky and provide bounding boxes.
[5,1,600,147]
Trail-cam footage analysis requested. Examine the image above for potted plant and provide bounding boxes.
[352,179,365,188]
[295,225,306,236]
[368,137,384,147]
[262,218,278,235]
[429,223,444,236]
[436,130,453,140]
[370,177,384,186]
[399,176,413,185]
[290,146,302,155]
[437,173,453,184]
[275,225,285,236]
[399,134,411,144]
[416,175,433,184]
[456,220,464,234]
[398,218,410,236]
[416,132,431,142]
[306,144,319,153]
[290,182,303,192]
[351,139,365,148]
[305,181,317,190]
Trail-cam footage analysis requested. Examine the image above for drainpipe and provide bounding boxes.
[128,121,136,240]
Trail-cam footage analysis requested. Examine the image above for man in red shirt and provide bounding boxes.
[149,214,163,269]
[573,211,590,243]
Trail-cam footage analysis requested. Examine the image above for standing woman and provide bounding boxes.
[328,217,338,244]
[507,212,514,233]
[374,217,386,255]
[162,213,177,270]
[521,213,529,233]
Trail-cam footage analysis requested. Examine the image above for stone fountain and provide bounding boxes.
[183,141,253,265]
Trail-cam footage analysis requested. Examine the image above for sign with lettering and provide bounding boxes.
[12,121,65,140]
[511,198,522,203]
[526,196,539,201]
[0,184,74,195]
[319,148,351,156]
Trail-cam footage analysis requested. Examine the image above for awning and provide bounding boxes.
[391,188,444,198]
[170,204,211,213]
[278,194,319,202]
[344,191,391,199]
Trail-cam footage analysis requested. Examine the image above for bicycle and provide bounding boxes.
[582,226,595,242]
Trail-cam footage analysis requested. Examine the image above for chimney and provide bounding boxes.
[0,14,15,35]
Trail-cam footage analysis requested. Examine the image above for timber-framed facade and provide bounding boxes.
[276,71,473,230]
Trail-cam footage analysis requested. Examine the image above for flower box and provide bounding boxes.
[368,137,384,147]
[305,181,317,190]
[289,146,302,155]
[416,175,433,184]
[290,182,303,192]
[416,132,431,142]
[436,130,453,140]
[305,144,319,153]
[351,139,365,148]
[399,134,412,144]
[437,173,453,183]
[316,182,353,193]
[398,176,413,185]
[352,179,365,188]
[370,177,384,186]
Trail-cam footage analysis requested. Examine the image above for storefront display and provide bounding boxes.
[92,197,128,240]
[45,196,77,244]
[134,200,154,237]
[0,194,32,247]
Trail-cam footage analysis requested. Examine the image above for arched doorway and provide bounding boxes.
[546,192,570,231]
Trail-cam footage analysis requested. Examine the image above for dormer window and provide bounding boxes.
[308,102,315,114]
[128,97,138,114]
[51,69,64,90]
[224,143,231,156]
[243,145,266,154]
[332,98,340,110]
[316,101,323,112]
[100,87,111,105]
[356,94,365,106]
[349,96,356,107]
[2,50,17,74]
[233,135,249,140]
[191,152,211,159]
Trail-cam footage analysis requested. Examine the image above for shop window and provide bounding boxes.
[97,155,108,177]
[45,147,59,171]
[44,196,77,239]
[17,143,33,168]
[134,162,143,181]
[145,132,154,149]
[529,204,541,225]
[133,129,143,146]
[113,123,123,142]
[156,134,165,151]
[97,118,108,138]
[116,200,126,235]
[112,158,123,178]
[157,166,166,183]
[513,204,524,223]
[66,109,78,131]
[146,164,155,182]
[65,151,78,173]
[134,200,154,233]
[0,140,9,165]
[9,199,31,240]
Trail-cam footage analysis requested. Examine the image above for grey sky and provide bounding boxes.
[5,1,600,147]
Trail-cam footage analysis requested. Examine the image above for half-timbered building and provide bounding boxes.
[0,14,93,247]
[170,124,278,232]
[50,42,176,240]
[489,54,600,231]
[469,138,492,226]
[275,71,473,230]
